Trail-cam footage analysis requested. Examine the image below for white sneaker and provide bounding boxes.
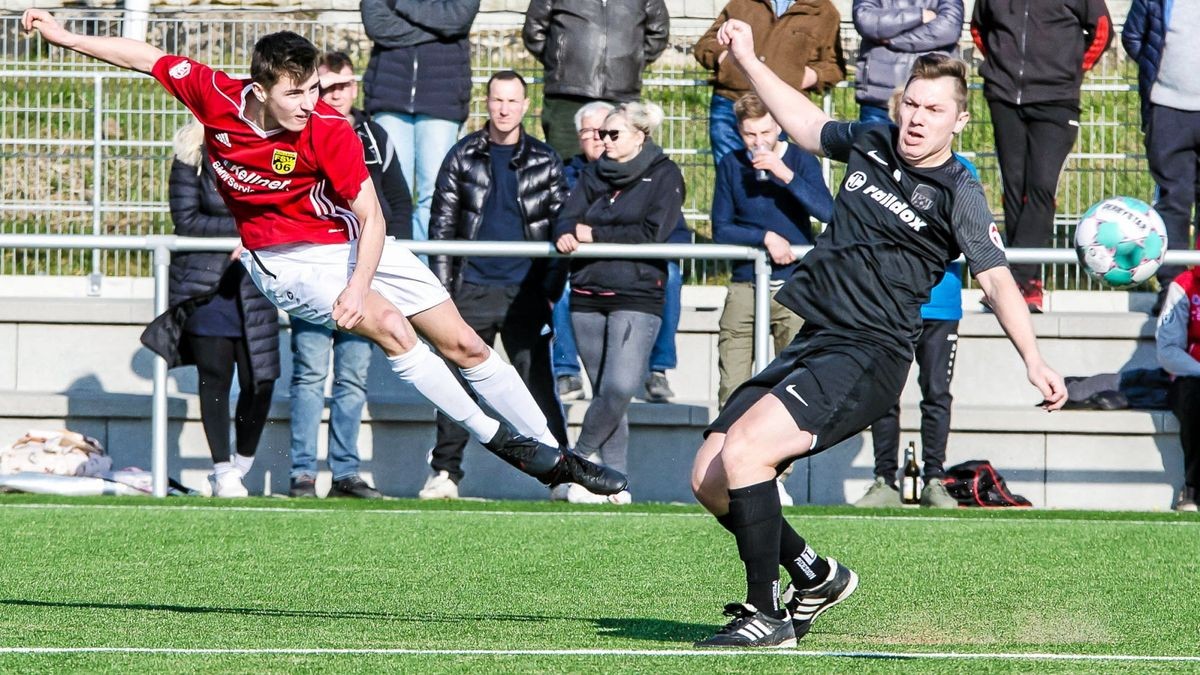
[418,470,459,500]
[567,482,608,504]
[208,470,248,498]
[549,484,571,501]
[777,478,794,507]
[608,490,632,505]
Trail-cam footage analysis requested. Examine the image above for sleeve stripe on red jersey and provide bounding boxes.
[309,180,362,239]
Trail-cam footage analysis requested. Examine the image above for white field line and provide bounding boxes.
[1,647,1199,662]
[2,501,1199,528]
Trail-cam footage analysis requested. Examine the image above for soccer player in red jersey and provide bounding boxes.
[22,9,626,496]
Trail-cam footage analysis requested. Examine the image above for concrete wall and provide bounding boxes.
[0,285,1185,511]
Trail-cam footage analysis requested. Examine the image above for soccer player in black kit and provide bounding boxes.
[691,19,1068,648]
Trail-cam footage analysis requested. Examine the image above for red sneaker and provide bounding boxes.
[1022,280,1044,314]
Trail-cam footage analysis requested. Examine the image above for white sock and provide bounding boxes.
[213,461,236,477]
[460,348,558,447]
[388,341,500,443]
[233,453,254,477]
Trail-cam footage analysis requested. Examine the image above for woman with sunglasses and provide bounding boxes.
[554,101,685,504]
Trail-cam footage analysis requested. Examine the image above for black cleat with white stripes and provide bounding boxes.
[692,602,797,648]
[782,557,859,639]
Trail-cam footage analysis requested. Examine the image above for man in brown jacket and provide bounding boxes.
[694,0,844,166]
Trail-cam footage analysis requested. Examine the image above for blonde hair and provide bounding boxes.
[607,101,665,138]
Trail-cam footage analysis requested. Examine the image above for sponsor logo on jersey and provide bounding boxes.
[211,160,294,193]
[861,184,929,231]
[910,184,936,211]
[844,171,867,191]
[988,222,1006,251]
[214,132,232,148]
[866,149,888,167]
[271,149,298,174]
[169,60,191,79]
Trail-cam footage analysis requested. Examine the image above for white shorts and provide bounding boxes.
[241,239,450,329]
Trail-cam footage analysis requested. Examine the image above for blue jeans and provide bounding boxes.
[709,94,743,168]
[289,318,373,480]
[859,104,891,123]
[371,112,461,243]
[649,261,682,372]
[552,261,682,376]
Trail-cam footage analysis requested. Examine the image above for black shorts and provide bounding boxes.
[707,325,911,457]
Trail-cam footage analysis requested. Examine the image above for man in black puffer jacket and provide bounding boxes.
[420,71,570,499]
[523,0,669,159]
[360,0,479,245]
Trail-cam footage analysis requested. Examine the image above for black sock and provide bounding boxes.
[779,520,832,590]
[726,480,785,617]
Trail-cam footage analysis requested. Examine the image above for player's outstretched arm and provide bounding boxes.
[976,266,1067,411]
[717,19,832,157]
[23,9,164,73]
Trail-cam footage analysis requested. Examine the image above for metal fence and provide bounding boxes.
[0,11,1158,289]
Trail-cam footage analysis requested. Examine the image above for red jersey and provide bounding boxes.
[1171,268,1200,362]
[151,55,369,249]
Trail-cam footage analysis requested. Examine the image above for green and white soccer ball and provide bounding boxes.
[1074,196,1167,288]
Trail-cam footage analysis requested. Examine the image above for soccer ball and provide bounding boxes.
[1073,197,1168,288]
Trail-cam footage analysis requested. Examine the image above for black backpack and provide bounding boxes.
[941,461,1032,508]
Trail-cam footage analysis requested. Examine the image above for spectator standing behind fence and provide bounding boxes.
[711,94,832,408]
[852,0,963,123]
[971,0,1112,313]
[1123,0,1200,314]
[522,0,669,161]
[553,103,691,406]
[694,0,844,167]
[554,102,685,504]
[419,71,571,500]
[287,52,414,500]
[1156,267,1200,512]
[360,0,480,244]
[140,121,280,498]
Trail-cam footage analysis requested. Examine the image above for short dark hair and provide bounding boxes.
[486,70,527,96]
[250,31,319,89]
[904,53,969,112]
[319,50,354,74]
[733,93,770,124]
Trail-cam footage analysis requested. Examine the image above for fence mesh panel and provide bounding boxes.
[0,12,1159,288]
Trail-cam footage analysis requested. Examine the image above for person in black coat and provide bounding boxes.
[553,101,685,504]
[141,121,281,497]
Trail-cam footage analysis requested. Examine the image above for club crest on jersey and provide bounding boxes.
[910,184,936,211]
[844,171,867,191]
[169,60,191,79]
[271,149,297,174]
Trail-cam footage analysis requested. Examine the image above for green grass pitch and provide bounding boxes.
[2,495,1199,673]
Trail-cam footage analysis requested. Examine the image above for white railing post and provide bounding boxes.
[89,75,104,296]
[752,250,772,374]
[150,237,172,497]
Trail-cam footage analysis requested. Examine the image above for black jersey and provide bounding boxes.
[774,121,1006,358]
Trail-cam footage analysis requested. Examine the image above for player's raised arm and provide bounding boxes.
[717,19,832,158]
[975,266,1067,411]
[23,9,164,73]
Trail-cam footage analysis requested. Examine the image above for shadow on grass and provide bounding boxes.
[1,599,555,623]
[593,617,716,643]
[5,599,718,644]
